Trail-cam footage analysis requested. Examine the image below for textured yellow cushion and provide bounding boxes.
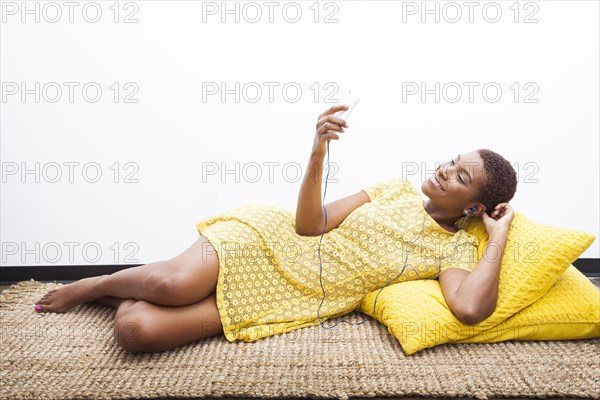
[361,265,599,355]
[359,211,596,355]
[461,212,595,323]
[459,265,600,343]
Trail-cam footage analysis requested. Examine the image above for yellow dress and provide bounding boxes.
[196,177,480,342]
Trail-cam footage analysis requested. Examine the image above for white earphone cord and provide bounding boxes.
[316,140,473,329]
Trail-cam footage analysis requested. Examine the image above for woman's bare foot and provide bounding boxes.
[34,276,105,313]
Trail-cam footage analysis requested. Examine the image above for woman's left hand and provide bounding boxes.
[481,202,514,235]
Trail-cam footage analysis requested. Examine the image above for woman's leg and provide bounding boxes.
[93,296,129,309]
[35,235,221,313]
[113,292,224,353]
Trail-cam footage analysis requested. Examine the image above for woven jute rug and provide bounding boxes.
[1,280,599,400]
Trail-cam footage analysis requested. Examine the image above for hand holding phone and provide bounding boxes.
[312,89,360,157]
[333,89,360,124]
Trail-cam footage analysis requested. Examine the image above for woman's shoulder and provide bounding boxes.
[363,178,427,204]
[362,177,417,199]
[387,178,423,199]
[455,226,480,247]
[218,204,295,221]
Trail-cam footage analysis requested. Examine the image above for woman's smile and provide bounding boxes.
[429,173,445,192]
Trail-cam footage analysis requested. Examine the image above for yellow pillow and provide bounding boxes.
[458,265,599,343]
[361,265,599,355]
[360,211,596,355]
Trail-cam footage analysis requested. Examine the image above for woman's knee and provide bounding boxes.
[113,312,156,353]
[113,299,138,321]
[144,267,179,301]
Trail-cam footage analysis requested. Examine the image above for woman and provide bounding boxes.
[33,104,517,353]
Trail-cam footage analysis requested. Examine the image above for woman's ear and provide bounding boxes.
[477,204,486,216]
[466,203,485,217]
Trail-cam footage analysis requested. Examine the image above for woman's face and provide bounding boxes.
[421,150,487,214]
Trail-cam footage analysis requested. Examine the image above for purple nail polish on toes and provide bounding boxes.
[35,305,42,312]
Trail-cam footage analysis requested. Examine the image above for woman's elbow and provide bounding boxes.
[294,221,308,236]
[454,304,492,326]
[454,307,488,325]
[295,226,316,237]
[456,309,482,326]
[295,228,308,236]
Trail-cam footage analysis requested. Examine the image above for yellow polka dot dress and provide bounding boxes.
[196,178,479,342]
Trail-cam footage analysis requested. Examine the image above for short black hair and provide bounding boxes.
[474,149,518,217]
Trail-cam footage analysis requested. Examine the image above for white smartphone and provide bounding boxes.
[333,89,360,122]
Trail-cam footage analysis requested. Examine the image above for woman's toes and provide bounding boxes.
[35,290,58,306]
[37,295,51,303]
[34,304,43,312]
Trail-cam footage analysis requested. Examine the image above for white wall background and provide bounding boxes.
[1,0,598,267]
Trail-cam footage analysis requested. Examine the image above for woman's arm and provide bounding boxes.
[295,105,363,236]
[295,150,369,236]
[439,203,514,325]
[295,150,328,235]
[441,229,508,324]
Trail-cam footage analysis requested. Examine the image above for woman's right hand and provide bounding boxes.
[312,105,349,157]
[481,202,514,237]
